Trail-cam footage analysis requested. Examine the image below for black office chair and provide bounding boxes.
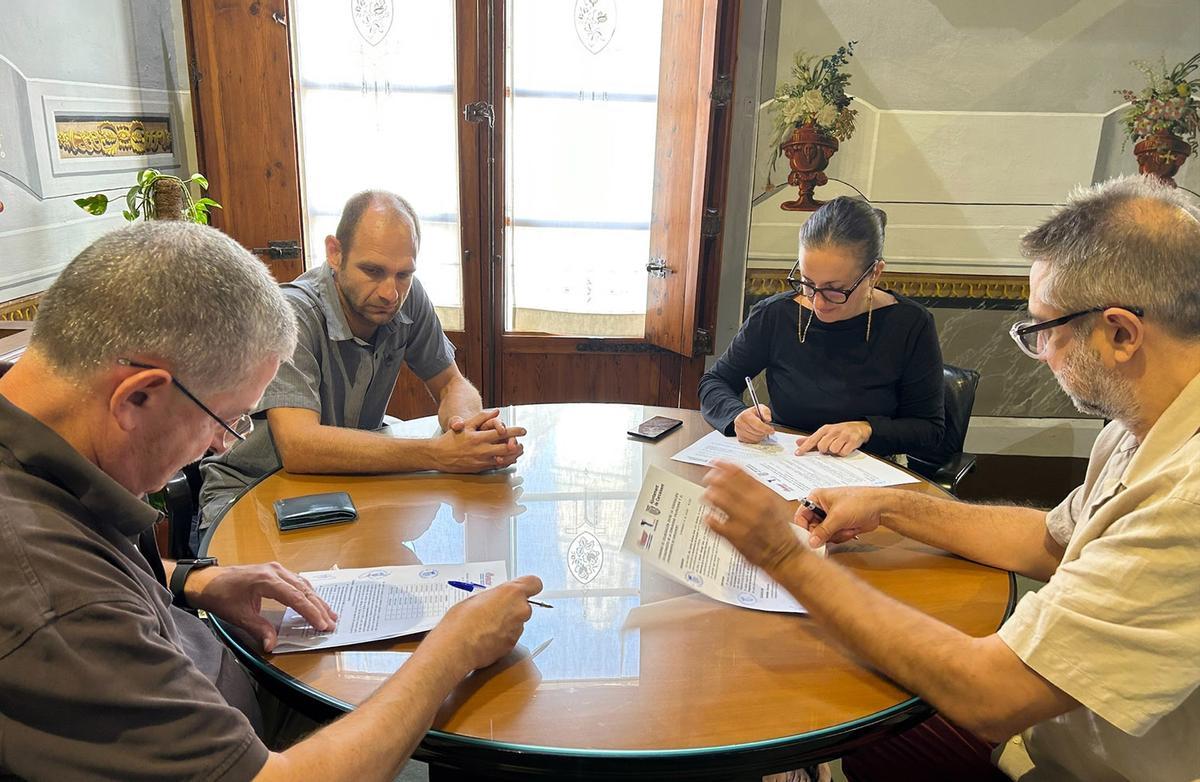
[158,461,203,559]
[908,364,980,495]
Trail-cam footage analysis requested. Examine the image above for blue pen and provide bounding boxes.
[448,580,553,608]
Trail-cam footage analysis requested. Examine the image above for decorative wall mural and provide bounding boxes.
[0,1,193,308]
[351,0,393,46]
[574,0,616,55]
[55,116,173,159]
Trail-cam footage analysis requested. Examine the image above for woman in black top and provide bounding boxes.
[699,197,944,457]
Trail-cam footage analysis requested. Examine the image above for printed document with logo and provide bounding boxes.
[273,561,507,653]
[671,430,916,501]
[622,466,822,613]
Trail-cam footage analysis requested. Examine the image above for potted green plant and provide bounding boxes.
[769,41,859,211]
[74,169,221,223]
[1116,52,1199,185]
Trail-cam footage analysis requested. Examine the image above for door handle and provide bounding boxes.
[252,240,301,259]
[646,257,671,278]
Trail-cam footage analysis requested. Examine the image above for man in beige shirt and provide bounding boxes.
[703,175,1199,781]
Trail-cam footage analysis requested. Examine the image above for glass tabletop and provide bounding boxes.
[203,403,1014,771]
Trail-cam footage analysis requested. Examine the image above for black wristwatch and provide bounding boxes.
[170,557,219,609]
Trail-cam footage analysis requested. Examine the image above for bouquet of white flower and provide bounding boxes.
[769,41,859,154]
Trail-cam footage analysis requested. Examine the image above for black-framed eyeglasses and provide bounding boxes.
[117,358,252,447]
[786,260,878,304]
[1009,305,1145,359]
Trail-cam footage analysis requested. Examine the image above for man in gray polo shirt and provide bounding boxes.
[0,222,543,780]
[200,189,523,532]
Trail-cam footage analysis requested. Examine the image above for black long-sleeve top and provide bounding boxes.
[699,291,945,457]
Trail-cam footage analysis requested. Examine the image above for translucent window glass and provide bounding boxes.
[505,0,664,337]
[292,1,464,330]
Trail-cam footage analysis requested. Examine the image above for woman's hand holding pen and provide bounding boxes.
[736,376,777,443]
[734,405,776,443]
[796,487,886,547]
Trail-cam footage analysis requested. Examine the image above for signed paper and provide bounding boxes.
[622,466,822,613]
[671,430,916,500]
[273,561,508,653]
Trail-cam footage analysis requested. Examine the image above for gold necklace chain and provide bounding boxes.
[798,300,815,343]
[798,293,875,344]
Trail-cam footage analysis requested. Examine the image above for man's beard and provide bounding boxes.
[1056,343,1139,422]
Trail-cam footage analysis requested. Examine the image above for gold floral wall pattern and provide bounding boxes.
[55,117,173,159]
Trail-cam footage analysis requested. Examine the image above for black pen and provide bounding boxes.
[798,497,827,521]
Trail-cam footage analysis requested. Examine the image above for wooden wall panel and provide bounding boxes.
[184,0,305,282]
[499,339,685,407]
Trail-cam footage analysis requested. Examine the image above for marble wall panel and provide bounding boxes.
[932,307,1087,419]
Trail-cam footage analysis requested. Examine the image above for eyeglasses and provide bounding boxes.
[786,261,877,304]
[117,358,253,447]
[1009,305,1145,358]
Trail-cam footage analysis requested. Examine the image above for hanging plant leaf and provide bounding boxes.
[73,194,110,215]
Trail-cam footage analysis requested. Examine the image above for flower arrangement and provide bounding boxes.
[1116,52,1200,154]
[769,41,859,153]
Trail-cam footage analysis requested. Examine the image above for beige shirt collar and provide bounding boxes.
[1123,369,1200,487]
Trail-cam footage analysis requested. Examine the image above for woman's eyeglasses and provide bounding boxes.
[786,261,877,305]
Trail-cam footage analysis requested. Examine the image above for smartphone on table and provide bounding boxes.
[627,415,684,440]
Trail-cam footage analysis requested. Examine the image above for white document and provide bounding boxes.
[622,466,821,614]
[671,430,916,500]
[273,561,508,653]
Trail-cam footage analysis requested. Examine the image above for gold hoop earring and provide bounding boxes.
[865,287,874,343]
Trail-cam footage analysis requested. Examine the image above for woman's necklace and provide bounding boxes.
[797,300,815,343]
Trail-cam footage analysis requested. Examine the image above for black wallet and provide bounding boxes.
[274,491,358,531]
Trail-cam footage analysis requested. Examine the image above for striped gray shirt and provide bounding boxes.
[199,264,455,528]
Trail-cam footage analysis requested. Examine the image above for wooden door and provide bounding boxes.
[645,0,720,358]
[492,0,739,409]
[184,0,738,414]
[184,0,305,282]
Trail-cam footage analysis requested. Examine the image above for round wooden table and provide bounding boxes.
[203,403,1014,781]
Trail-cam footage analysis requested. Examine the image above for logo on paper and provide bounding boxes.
[637,530,653,549]
[737,592,757,606]
[418,568,438,579]
[364,569,389,579]
[685,573,704,588]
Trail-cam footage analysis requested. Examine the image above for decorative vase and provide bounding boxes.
[780,124,839,212]
[1133,131,1191,186]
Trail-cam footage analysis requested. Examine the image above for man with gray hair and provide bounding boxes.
[0,222,543,780]
[200,189,523,534]
[703,175,1200,781]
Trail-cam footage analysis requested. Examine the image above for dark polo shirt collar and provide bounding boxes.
[312,264,412,345]
[0,393,160,537]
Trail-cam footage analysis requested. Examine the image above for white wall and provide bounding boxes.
[749,0,1200,274]
[0,1,197,304]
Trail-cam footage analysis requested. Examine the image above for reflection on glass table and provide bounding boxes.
[204,403,1013,781]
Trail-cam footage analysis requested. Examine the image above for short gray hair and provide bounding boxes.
[1021,175,1200,339]
[32,221,297,394]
